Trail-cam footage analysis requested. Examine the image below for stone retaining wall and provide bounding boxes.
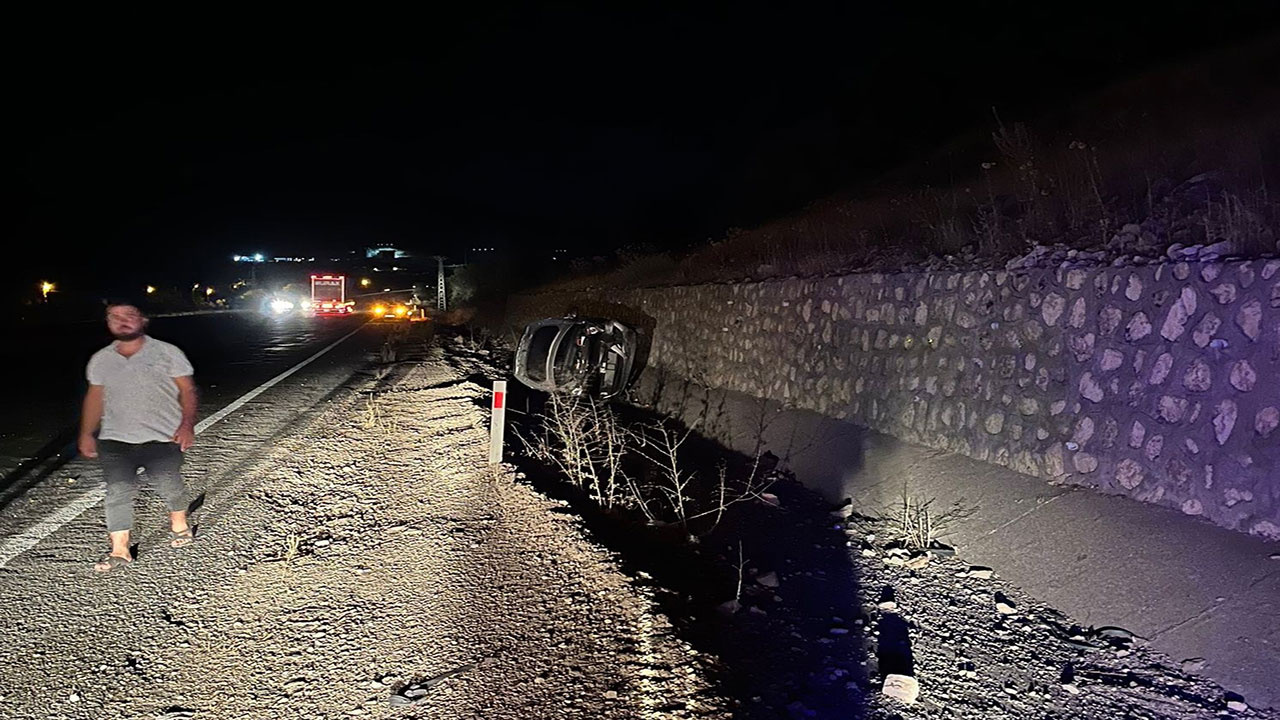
[508,259,1280,538]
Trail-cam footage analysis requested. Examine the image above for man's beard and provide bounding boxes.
[112,330,145,341]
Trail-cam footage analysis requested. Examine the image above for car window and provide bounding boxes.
[552,328,584,379]
[525,326,559,382]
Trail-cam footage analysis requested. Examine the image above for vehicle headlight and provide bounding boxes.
[270,299,295,314]
[394,306,407,316]
[372,305,386,315]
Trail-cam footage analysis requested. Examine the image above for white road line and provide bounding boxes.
[192,323,367,434]
[0,322,368,569]
[0,488,108,568]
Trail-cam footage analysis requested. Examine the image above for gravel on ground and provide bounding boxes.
[840,508,1275,720]
[0,338,730,719]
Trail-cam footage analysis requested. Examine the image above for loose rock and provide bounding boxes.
[882,674,920,704]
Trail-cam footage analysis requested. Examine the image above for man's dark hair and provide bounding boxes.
[104,298,146,315]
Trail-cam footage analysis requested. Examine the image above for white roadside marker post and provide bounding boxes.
[489,380,507,465]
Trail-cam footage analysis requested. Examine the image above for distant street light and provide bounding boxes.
[205,287,215,296]
[40,281,55,301]
[146,285,156,294]
[360,278,371,288]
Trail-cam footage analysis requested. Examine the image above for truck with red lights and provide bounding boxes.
[309,274,355,315]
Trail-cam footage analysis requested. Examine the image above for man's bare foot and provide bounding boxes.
[93,553,132,572]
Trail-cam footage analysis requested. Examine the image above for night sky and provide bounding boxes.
[10,3,1279,300]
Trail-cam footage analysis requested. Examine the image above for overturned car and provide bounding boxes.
[513,317,638,399]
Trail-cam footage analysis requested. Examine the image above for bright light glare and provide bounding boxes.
[253,253,264,262]
[270,299,295,315]
[232,255,242,261]
[205,287,215,296]
[394,306,407,317]
[372,305,387,315]
[360,278,371,287]
[145,285,156,294]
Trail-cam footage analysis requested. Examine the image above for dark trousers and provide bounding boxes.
[99,440,186,533]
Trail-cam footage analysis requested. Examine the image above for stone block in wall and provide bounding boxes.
[1236,299,1262,340]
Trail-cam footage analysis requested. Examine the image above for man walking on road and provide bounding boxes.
[78,301,198,572]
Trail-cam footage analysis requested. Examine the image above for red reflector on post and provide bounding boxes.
[489,380,507,465]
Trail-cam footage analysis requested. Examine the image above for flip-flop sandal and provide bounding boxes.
[94,554,132,573]
[170,528,195,548]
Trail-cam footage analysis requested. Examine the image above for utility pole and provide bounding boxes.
[431,255,467,311]
[433,256,447,311]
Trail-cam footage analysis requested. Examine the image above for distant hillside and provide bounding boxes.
[557,34,1279,289]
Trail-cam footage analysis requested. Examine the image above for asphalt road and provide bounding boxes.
[0,311,369,484]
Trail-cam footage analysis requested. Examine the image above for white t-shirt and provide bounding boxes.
[86,336,194,444]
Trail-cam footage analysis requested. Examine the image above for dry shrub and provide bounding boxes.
[519,394,632,511]
[1204,190,1276,255]
[434,308,477,326]
[519,396,777,534]
[894,486,975,550]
